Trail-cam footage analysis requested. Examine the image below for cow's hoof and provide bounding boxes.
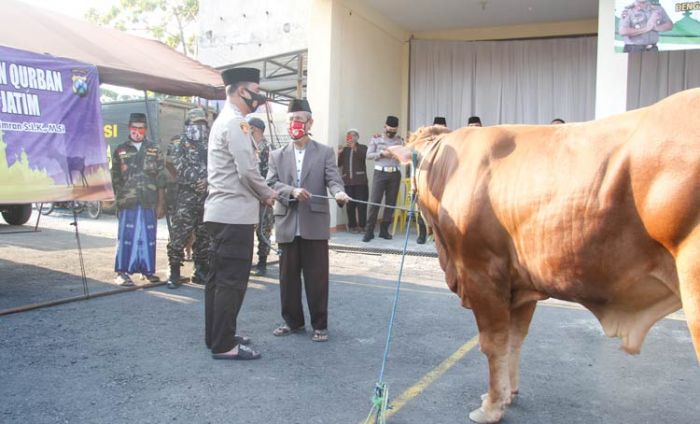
[469,406,503,424]
[480,391,517,405]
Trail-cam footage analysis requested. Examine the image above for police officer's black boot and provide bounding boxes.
[417,219,427,245]
[362,224,375,242]
[191,262,208,285]
[166,264,182,289]
[379,222,393,240]
[252,256,267,276]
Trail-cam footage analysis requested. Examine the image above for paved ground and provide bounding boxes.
[0,209,698,423]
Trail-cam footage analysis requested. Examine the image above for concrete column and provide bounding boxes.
[308,0,342,227]
[595,0,629,118]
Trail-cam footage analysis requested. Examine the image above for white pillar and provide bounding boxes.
[308,0,342,228]
[595,0,629,118]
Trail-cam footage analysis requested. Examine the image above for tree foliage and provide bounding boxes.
[85,0,199,57]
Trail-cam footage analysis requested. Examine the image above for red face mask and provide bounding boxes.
[345,134,353,142]
[288,120,306,140]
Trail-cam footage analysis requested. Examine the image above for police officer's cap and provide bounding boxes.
[385,115,399,128]
[129,113,147,125]
[247,117,266,131]
[221,67,260,86]
[433,117,447,126]
[288,99,312,114]
[187,108,207,124]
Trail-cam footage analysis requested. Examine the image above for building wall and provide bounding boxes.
[413,19,597,41]
[198,0,311,67]
[308,0,409,228]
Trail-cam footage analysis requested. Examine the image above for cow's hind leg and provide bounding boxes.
[675,240,700,362]
[469,302,511,423]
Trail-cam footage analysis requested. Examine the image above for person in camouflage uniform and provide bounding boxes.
[164,135,181,229]
[248,117,275,276]
[111,113,166,286]
[166,108,211,289]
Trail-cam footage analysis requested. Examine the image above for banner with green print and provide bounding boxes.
[615,1,700,52]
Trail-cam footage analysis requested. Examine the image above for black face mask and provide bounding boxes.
[386,131,397,138]
[243,88,267,112]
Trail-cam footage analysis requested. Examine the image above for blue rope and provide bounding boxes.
[376,193,416,384]
[366,151,420,423]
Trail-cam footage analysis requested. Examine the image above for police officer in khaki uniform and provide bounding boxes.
[203,68,278,360]
[619,0,673,52]
[363,115,404,242]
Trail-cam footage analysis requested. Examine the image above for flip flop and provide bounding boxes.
[272,324,305,337]
[311,329,329,342]
[212,344,261,360]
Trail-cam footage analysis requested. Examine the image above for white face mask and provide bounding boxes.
[186,124,208,142]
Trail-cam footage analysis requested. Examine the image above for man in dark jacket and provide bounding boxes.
[337,128,368,233]
[111,113,166,286]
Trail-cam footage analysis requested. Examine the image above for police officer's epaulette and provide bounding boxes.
[240,120,250,135]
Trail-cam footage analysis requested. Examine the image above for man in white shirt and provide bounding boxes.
[266,99,349,342]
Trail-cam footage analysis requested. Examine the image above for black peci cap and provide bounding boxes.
[467,116,482,125]
[221,67,260,86]
[129,113,147,125]
[385,115,399,127]
[288,99,312,113]
[433,116,447,126]
[247,117,266,131]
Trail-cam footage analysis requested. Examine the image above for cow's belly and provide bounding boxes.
[503,194,682,354]
[510,196,677,297]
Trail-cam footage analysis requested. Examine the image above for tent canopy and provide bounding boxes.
[1,0,225,100]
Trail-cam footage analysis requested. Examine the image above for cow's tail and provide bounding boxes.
[674,232,700,363]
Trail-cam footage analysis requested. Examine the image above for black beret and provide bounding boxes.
[129,113,147,124]
[433,117,447,126]
[385,115,399,127]
[221,67,260,86]
[288,99,312,113]
[467,116,482,125]
[247,117,266,131]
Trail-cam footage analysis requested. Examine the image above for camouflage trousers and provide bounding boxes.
[255,204,274,259]
[165,183,178,219]
[166,188,210,266]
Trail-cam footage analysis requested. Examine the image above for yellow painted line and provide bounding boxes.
[363,335,480,424]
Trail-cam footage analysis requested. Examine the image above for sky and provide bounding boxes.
[19,0,118,21]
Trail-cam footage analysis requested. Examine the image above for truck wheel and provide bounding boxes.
[2,204,33,225]
[87,201,102,219]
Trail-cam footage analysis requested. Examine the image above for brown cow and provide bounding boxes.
[389,88,700,423]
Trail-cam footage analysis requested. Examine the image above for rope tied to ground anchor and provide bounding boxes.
[362,151,419,424]
[361,190,416,424]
